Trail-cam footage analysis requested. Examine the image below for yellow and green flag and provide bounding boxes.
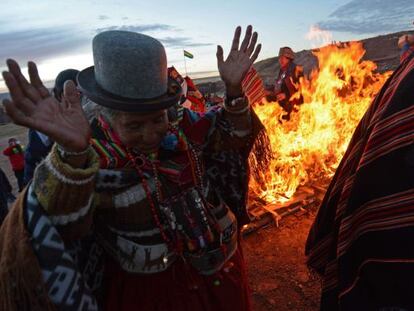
[184,50,194,59]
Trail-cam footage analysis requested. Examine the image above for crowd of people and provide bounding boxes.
[0,23,413,311]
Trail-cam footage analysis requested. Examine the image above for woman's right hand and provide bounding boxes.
[2,59,91,152]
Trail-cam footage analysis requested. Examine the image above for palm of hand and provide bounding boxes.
[217,25,261,91]
[30,96,90,151]
[2,60,91,152]
[219,51,253,87]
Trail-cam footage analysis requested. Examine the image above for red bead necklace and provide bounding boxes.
[125,127,204,252]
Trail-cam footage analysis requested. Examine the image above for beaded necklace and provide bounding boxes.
[125,125,205,253]
[126,152,172,244]
[96,115,214,253]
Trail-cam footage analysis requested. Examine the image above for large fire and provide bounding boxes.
[249,41,392,205]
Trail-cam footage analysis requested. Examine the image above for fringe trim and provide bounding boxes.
[249,127,273,185]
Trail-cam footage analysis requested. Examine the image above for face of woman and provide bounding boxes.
[111,109,169,154]
[278,55,290,68]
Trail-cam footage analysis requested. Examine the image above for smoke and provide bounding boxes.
[306,25,333,48]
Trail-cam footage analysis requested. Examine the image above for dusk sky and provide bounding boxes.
[1,0,413,92]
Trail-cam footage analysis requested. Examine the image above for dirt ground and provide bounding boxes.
[0,123,321,310]
[243,208,321,311]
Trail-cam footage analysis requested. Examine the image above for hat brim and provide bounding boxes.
[77,66,182,112]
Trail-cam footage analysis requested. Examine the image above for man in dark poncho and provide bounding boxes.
[306,51,414,310]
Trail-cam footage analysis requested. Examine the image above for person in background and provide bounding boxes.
[268,46,303,121]
[398,34,414,63]
[23,69,79,184]
[2,138,25,191]
[168,66,206,113]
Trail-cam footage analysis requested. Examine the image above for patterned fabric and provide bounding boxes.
[184,76,206,113]
[87,110,243,257]
[26,185,99,310]
[32,144,99,224]
[242,67,266,106]
[18,98,262,310]
[205,151,250,224]
[0,87,264,310]
[305,52,414,310]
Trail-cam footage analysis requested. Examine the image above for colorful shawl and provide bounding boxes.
[306,52,414,310]
[242,67,267,106]
[89,105,267,224]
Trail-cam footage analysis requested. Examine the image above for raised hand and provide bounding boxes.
[2,59,90,152]
[217,25,261,97]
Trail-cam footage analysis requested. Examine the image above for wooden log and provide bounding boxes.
[243,195,320,235]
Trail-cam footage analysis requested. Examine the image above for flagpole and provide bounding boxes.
[183,49,188,77]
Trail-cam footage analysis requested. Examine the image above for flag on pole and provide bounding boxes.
[184,50,194,59]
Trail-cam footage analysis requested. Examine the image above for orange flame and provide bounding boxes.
[249,41,392,204]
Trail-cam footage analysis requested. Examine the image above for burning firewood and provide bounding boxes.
[248,41,391,216]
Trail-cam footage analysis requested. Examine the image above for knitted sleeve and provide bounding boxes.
[31,145,100,240]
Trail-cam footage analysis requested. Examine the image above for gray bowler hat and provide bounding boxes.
[77,30,182,112]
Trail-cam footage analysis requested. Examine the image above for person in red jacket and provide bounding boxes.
[2,138,25,191]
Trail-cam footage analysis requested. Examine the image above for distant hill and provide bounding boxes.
[196,30,414,94]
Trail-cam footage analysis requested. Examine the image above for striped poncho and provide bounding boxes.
[306,51,414,310]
